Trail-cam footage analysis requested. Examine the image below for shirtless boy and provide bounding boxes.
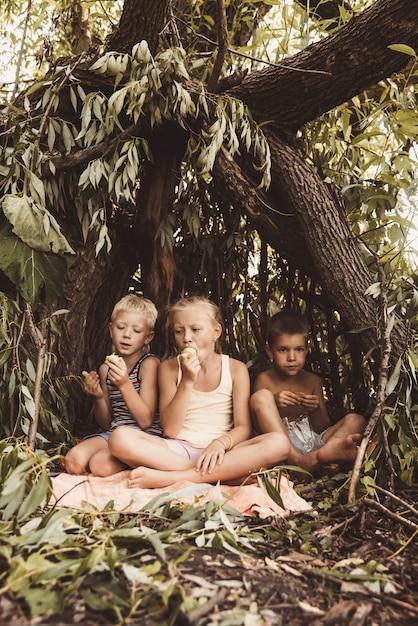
[250,310,365,474]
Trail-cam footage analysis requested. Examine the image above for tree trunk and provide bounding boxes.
[135,125,187,352]
[106,0,170,54]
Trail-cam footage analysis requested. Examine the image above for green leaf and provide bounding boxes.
[388,44,417,58]
[17,586,62,616]
[2,194,75,254]
[386,355,403,396]
[0,222,74,305]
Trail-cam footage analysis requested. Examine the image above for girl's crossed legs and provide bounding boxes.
[108,428,290,488]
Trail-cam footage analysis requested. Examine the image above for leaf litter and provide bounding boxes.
[0,443,417,625]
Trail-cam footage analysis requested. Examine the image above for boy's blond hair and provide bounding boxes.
[111,295,158,329]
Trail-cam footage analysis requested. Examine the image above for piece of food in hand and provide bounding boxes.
[181,347,197,359]
[105,353,118,361]
[295,391,305,397]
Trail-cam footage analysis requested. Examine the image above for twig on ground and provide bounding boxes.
[363,498,418,531]
[313,514,359,539]
[185,588,228,623]
[373,484,418,519]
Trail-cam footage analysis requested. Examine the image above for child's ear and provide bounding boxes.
[214,323,222,340]
[265,342,273,360]
[146,330,155,344]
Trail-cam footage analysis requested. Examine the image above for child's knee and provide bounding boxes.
[89,454,114,477]
[250,388,275,411]
[344,412,366,432]
[108,429,124,456]
[64,450,86,475]
[108,427,139,456]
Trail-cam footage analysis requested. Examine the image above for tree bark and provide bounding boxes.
[228,0,418,130]
[106,0,170,54]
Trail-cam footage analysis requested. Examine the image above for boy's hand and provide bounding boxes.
[298,393,320,411]
[274,390,303,408]
[274,390,319,411]
[106,354,129,387]
[82,370,104,399]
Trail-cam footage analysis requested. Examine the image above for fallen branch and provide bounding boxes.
[185,587,228,623]
[302,567,418,616]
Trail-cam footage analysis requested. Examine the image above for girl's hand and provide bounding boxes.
[82,370,104,399]
[195,439,226,475]
[106,354,129,387]
[179,349,201,382]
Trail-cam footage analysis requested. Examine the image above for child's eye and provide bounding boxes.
[174,329,184,335]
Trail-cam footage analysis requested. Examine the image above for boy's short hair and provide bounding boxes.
[111,295,158,329]
[266,310,309,345]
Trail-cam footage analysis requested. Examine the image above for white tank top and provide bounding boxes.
[175,354,233,448]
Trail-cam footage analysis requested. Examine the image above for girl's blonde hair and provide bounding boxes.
[168,296,223,352]
[111,295,158,329]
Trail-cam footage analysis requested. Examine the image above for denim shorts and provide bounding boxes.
[84,424,164,442]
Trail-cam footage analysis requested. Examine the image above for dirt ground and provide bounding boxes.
[1,476,417,626]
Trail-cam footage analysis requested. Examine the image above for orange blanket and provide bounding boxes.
[50,471,311,518]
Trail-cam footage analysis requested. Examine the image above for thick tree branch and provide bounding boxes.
[214,134,411,361]
[41,120,149,176]
[228,0,418,129]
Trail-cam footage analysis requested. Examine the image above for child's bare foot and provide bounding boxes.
[128,466,177,489]
[317,434,362,465]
